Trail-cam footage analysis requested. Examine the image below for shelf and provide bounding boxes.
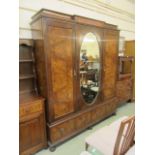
[19,59,34,62]
[20,74,35,80]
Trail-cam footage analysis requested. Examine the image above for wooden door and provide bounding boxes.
[75,24,103,110]
[19,114,45,154]
[103,30,119,100]
[46,19,75,121]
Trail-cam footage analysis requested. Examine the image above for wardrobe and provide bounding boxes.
[31,9,119,149]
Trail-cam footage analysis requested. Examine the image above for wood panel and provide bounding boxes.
[31,9,119,148]
[34,40,47,98]
[103,30,119,100]
[47,25,74,119]
[47,98,117,144]
[75,23,103,110]
[125,40,135,100]
[50,119,75,143]
[116,79,132,105]
[19,100,43,118]
[19,114,46,155]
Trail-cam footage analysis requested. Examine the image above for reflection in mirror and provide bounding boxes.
[80,33,100,104]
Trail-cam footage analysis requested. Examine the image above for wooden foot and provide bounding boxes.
[85,143,89,150]
[112,112,116,116]
[128,98,135,103]
[87,126,93,130]
[44,143,49,149]
[49,146,56,152]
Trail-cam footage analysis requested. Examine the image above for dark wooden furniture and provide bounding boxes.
[19,40,47,155]
[116,56,134,106]
[31,9,119,149]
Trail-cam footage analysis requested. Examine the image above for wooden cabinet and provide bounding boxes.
[19,97,47,155]
[31,9,119,148]
[116,56,134,106]
[19,40,47,155]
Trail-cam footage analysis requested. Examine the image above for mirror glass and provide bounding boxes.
[80,33,100,104]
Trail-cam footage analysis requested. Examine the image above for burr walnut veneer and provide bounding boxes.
[31,9,119,148]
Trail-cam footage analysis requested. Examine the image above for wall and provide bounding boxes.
[19,0,135,40]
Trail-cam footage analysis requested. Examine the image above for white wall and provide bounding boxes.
[19,0,135,40]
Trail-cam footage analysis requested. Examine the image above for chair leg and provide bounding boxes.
[85,143,89,150]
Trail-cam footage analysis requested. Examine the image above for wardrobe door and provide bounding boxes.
[76,24,103,110]
[46,20,75,121]
[103,30,119,100]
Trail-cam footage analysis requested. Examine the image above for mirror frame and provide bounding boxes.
[79,32,102,106]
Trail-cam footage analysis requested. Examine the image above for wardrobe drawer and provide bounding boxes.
[20,100,43,118]
[50,119,75,143]
[90,105,106,124]
[91,109,98,122]
[75,115,86,129]
[106,102,116,114]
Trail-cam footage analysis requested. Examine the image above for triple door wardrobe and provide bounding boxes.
[31,9,119,149]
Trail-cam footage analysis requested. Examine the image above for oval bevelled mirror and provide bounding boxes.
[80,32,100,104]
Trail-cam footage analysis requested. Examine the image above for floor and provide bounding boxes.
[36,102,135,155]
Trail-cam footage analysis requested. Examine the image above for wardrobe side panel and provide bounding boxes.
[103,30,119,100]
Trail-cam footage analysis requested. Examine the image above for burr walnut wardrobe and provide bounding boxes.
[31,9,119,149]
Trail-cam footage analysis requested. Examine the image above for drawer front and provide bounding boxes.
[106,101,116,115]
[50,112,92,143]
[91,109,98,122]
[48,101,117,144]
[75,115,86,130]
[50,119,75,143]
[117,79,132,90]
[83,112,91,125]
[20,100,43,118]
[75,112,91,130]
[91,107,105,123]
[116,79,132,103]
